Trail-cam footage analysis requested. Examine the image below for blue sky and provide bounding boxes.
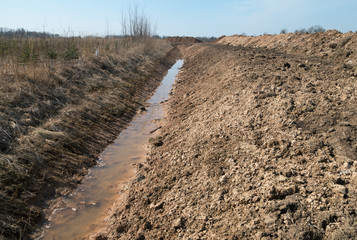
[1,0,356,37]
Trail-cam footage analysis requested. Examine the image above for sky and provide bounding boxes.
[1,0,357,37]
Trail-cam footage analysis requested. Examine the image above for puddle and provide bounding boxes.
[42,60,183,239]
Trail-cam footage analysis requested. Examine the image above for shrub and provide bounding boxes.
[21,44,31,63]
[280,28,288,34]
[19,42,38,63]
[295,28,307,34]
[63,43,79,60]
[47,50,58,59]
[307,25,325,34]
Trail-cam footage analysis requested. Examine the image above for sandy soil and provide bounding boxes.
[98,33,357,239]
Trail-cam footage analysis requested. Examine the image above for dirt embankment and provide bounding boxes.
[100,33,357,239]
[0,40,180,239]
[218,30,357,63]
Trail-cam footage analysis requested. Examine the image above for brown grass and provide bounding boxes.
[0,36,174,239]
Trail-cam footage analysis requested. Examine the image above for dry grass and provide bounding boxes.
[0,35,164,77]
[0,35,174,239]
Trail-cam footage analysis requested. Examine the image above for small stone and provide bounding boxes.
[284,170,293,178]
[219,174,229,184]
[144,221,152,230]
[136,175,146,182]
[296,176,306,184]
[151,201,164,210]
[116,224,127,234]
[335,177,346,185]
[284,62,291,68]
[264,215,276,225]
[340,121,351,126]
[332,185,348,195]
[269,185,296,200]
[343,162,352,170]
[152,139,163,147]
[328,128,336,133]
[137,235,145,240]
[95,235,108,240]
[329,43,338,49]
[255,231,264,239]
[173,217,186,229]
[277,175,287,182]
[305,186,314,193]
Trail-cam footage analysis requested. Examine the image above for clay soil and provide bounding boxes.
[99,32,357,240]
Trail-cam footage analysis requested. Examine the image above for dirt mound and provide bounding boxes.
[217,30,357,63]
[166,37,202,46]
[100,41,357,239]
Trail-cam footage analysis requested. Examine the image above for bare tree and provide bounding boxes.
[121,4,154,39]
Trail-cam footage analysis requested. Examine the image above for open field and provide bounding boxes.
[98,32,357,239]
[0,36,179,239]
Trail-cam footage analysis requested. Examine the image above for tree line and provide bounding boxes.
[0,27,60,38]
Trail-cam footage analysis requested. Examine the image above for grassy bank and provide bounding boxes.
[0,36,176,239]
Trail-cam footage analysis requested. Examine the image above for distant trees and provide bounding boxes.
[294,25,325,34]
[279,25,325,35]
[121,4,155,38]
[0,27,60,38]
[195,37,217,42]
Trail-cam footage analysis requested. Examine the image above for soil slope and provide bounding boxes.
[101,33,357,239]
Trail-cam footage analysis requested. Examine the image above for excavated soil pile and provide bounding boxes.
[101,33,357,240]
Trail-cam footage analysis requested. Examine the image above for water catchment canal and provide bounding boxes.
[42,60,183,239]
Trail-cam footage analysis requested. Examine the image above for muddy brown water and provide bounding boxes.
[41,60,183,240]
